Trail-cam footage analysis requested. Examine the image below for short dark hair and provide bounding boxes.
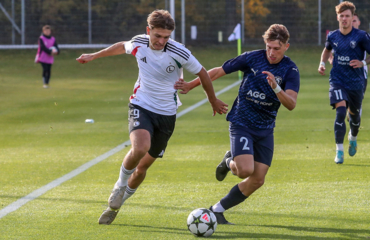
[42,25,51,31]
[262,24,290,45]
[147,10,175,30]
[335,1,356,15]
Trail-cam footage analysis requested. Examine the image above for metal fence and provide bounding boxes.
[0,0,369,48]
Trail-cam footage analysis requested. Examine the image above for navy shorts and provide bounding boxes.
[128,103,176,158]
[329,84,363,113]
[229,123,274,167]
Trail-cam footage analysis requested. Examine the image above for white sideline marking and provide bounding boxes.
[0,80,241,219]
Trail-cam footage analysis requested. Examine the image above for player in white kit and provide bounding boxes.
[76,9,228,225]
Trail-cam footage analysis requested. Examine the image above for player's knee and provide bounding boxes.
[134,166,147,178]
[237,168,254,179]
[250,178,265,189]
[130,146,149,160]
[349,111,361,123]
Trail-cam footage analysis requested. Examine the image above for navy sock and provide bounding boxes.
[349,111,361,137]
[334,106,346,144]
[220,184,248,211]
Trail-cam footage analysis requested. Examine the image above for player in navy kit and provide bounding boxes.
[318,1,370,164]
[175,24,300,224]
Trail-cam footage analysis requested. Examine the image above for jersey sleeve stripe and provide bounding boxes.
[167,46,189,60]
[133,39,149,45]
[133,37,148,41]
[167,43,190,58]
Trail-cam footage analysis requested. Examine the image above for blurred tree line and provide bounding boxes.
[0,0,369,45]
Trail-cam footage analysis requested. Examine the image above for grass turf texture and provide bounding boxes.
[0,47,369,239]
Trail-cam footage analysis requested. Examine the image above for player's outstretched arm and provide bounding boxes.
[174,67,226,94]
[196,67,228,116]
[262,71,297,111]
[318,48,331,75]
[76,41,126,64]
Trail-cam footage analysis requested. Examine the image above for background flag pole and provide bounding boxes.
[228,23,242,81]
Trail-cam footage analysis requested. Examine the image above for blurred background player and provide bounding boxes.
[318,1,370,164]
[329,13,368,101]
[76,9,228,225]
[175,24,300,224]
[35,25,59,88]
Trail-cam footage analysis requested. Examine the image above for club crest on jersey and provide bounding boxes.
[275,76,282,85]
[350,41,356,49]
[166,65,175,73]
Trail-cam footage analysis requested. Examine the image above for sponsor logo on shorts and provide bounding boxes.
[158,150,165,157]
[134,121,140,127]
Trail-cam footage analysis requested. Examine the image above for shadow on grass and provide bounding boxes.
[343,164,370,167]
[113,223,362,239]
[249,224,370,240]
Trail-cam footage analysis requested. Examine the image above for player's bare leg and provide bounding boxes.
[238,161,269,196]
[211,154,256,225]
[99,129,151,225]
[230,154,255,179]
[112,153,156,209]
[128,153,156,189]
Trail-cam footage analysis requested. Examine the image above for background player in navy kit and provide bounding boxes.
[77,10,228,225]
[328,13,369,122]
[318,1,370,164]
[175,24,300,224]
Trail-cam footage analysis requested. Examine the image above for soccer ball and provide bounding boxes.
[49,46,58,54]
[187,208,217,237]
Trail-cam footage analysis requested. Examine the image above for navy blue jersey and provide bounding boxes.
[326,28,370,90]
[223,50,300,129]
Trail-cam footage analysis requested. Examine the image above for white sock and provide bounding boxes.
[212,202,225,213]
[122,186,137,204]
[348,130,357,141]
[226,157,232,169]
[336,144,344,151]
[115,164,136,188]
[226,158,237,175]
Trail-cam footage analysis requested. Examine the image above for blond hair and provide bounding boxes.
[262,24,290,44]
[335,1,356,15]
[147,10,175,30]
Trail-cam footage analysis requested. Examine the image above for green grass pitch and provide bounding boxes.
[0,46,369,239]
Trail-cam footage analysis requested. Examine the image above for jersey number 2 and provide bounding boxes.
[240,137,250,150]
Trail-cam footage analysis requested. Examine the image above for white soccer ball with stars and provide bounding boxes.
[187,208,217,237]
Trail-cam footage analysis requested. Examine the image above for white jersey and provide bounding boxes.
[124,34,202,115]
